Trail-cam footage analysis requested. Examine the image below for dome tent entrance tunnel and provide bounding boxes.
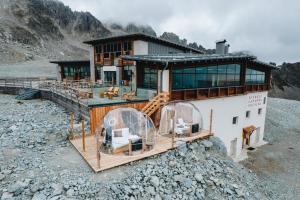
[69,103,212,172]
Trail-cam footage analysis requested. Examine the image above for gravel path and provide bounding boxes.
[241,98,300,199]
[0,94,296,199]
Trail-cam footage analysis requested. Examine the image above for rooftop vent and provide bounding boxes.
[216,39,230,55]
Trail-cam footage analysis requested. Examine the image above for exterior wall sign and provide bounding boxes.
[247,94,263,107]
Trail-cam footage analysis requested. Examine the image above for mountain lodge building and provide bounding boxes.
[50,33,278,171]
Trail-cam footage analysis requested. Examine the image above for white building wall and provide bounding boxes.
[190,91,268,158]
[162,70,169,92]
[133,40,148,55]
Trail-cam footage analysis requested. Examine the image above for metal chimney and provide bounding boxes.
[215,39,227,54]
[224,44,230,54]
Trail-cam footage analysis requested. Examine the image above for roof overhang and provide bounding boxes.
[83,33,204,54]
[50,60,90,65]
[122,53,279,70]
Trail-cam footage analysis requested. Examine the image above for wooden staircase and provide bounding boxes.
[142,92,170,117]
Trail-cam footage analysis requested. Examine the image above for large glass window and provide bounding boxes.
[142,67,157,89]
[172,64,241,90]
[63,66,90,80]
[246,68,265,84]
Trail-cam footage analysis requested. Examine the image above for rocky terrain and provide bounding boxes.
[2,94,298,199]
[269,62,300,101]
[0,0,210,69]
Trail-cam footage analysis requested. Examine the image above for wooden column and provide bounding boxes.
[209,109,213,135]
[82,119,86,152]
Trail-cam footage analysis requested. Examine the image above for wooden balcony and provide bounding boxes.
[171,84,269,101]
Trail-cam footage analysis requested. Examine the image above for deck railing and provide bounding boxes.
[171,84,269,100]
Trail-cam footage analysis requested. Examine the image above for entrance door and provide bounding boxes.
[255,127,260,143]
[104,71,116,85]
[230,138,237,157]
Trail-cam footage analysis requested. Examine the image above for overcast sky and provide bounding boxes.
[61,0,300,64]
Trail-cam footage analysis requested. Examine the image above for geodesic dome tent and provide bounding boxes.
[159,102,203,136]
[100,107,156,154]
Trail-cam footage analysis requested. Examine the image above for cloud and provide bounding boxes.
[60,0,300,64]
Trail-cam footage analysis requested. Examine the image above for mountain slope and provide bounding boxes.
[269,62,300,101]
[0,0,112,63]
[0,0,211,66]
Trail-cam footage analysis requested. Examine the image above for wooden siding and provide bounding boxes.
[90,101,148,134]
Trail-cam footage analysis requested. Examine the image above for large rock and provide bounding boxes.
[150,176,160,187]
[7,181,28,195]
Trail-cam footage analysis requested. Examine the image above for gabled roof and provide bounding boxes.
[50,60,90,65]
[83,33,203,54]
[122,53,279,70]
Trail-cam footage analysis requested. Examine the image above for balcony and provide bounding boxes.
[171,84,269,100]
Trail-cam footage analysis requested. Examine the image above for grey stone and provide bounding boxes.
[182,178,193,188]
[201,140,213,149]
[194,173,203,183]
[146,186,156,196]
[173,175,184,182]
[1,192,13,200]
[0,174,5,181]
[66,188,75,197]
[32,192,47,200]
[7,181,28,195]
[150,176,160,187]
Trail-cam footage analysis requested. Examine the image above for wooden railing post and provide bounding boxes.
[209,109,213,135]
[96,130,101,168]
[70,112,74,139]
[128,139,132,156]
[82,119,86,152]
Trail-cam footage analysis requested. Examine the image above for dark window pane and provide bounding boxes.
[218,65,227,73]
[218,74,227,86]
[207,66,218,73]
[183,68,195,73]
[227,64,236,74]
[196,67,207,74]
[172,73,182,89]
[183,73,196,88]
[196,73,207,88]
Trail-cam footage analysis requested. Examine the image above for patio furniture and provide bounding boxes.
[175,118,191,136]
[110,128,140,154]
[104,87,114,96]
[111,87,119,97]
[122,91,136,101]
[99,92,105,98]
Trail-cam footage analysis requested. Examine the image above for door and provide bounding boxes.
[104,71,116,85]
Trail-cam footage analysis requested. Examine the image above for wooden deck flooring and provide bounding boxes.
[70,130,212,172]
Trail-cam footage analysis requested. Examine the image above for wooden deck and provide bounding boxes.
[70,130,212,172]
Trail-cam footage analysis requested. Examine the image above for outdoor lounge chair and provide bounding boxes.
[104,87,114,96]
[111,87,119,96]
[122,91,136,101]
